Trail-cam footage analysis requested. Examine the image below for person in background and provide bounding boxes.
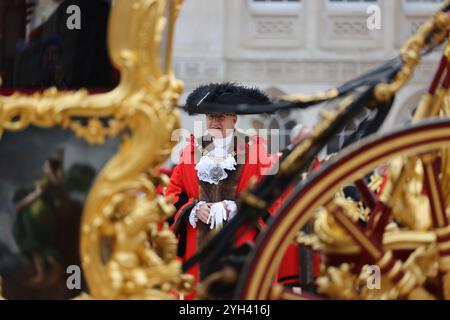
[275,123,321,290]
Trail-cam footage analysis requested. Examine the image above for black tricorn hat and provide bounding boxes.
[184,82,270,115]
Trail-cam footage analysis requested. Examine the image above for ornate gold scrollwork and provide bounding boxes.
[0,0,192,299]
[308,5,450,300]
[280,89,339,105]
[375,11,450,103]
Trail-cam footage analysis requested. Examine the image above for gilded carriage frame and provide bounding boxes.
[0,0,191,299]
[2,0,450,301]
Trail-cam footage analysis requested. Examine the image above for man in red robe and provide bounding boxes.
[166,83,274,287]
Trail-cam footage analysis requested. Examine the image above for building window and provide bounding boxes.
[327,0,377,4]
[402,0,444,14]
[252,0,301,2]
[321,0,381,45]
[248,0,303,15]
[404,0,443,5]
[326,0,378,12]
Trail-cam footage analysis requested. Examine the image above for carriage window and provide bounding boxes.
[0,0,117,91]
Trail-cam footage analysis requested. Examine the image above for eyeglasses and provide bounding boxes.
[206,113,230,121]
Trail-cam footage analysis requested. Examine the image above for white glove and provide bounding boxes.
[189,201,206,228]
[223,200,237,220]
[207,202,228,230]
[189,201,238,230]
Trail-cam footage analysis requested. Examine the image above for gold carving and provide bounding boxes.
[241,5,450,295]
[0,0,192,299]
[2,0,450,301]
[391,159,432,231]
[375,11,450,103]
[281,89,339,105]
[317,245,439,300]
[316,264,360,300]
[240,191,267,210]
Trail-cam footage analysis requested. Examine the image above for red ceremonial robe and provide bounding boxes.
[166,133,307,296]
[166,134,274,286]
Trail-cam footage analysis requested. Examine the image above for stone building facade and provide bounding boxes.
[173,0,445,147]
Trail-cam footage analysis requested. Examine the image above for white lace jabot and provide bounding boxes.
[195,133,236,185]
[191,133,239,230]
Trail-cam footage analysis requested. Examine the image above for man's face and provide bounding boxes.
[206,113,237,138]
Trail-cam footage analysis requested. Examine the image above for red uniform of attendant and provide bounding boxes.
[166,133,274,286]
[275,156,322,286]
[167,82,307,297]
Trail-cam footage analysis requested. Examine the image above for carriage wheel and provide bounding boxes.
[236,119,450,300]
